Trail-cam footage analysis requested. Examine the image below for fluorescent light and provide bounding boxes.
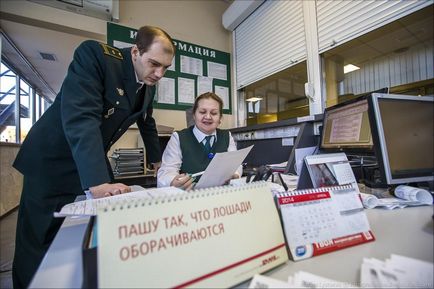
[246,97,263,102]
[344,64,360,74]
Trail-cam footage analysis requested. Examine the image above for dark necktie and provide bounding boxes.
[134,84,145,112]
[204,135,213,153]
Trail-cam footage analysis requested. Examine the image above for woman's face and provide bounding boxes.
[193,98,222,135]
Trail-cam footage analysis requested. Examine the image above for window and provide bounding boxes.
[322,6,433,107]
[0,61,52,143]
[243,61,308,126]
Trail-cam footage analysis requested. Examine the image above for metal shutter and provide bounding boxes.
[235,0,306,89]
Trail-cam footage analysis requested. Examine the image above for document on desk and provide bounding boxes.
[53,186,184,217]
[194,145,253,189]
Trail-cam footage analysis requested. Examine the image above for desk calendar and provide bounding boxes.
[276,184,375,261]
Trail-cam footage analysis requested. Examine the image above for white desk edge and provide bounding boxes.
[29,206,434,288]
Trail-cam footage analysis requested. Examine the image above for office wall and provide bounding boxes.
[0,0,234,130]
[0,0,232,210]
[0,143,22,216]
[118,0,235,130]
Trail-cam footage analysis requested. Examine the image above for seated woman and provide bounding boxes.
[157,92,241,190]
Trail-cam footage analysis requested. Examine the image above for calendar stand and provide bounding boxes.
[276,185,375,261]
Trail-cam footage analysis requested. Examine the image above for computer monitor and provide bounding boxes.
[367,93,434,185]
[320,96,373,152]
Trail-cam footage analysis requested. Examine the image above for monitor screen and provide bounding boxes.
[368,93,434,185]
[321,97,373,150]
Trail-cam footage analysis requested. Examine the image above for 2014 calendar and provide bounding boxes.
[276,184,375,261]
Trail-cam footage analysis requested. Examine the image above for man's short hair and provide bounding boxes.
[135,26,176,55]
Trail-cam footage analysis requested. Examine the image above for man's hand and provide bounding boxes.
[89,183,131,199]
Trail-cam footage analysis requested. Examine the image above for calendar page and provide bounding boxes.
[276,184,374,261]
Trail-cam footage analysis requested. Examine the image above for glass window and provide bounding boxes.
[242,61,308,125]
[0,62,17,143]
[35,92,41,120]
[1,60,52,143]
[323,6,433,107]
[20,79,32,142]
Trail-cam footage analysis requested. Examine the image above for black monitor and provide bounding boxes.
[320,96,373,153]
[367,93,434,185]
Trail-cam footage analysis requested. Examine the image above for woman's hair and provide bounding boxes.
[192,92,224,116]
[135,26,176,55]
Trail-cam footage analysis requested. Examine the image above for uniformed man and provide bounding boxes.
[12,26,176,289]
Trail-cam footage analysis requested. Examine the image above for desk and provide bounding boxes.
[114,174,157,188]
[29,206,433,288]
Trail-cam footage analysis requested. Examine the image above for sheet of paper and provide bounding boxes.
[195,145,253,189]
[54,187,184,217]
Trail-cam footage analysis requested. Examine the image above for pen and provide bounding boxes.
[191,171,205,178]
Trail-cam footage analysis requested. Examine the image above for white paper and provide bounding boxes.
[157,77,175,104]
[359,185,433,209]
[361,255,434,288]
[178,77,195,104]
[292,271,358,288]
[195,146,253,189]
[294,146,317,175]
[248,274,291,288]
[207,61,227,80]
[359,193,379,209]
[197,76,213,95]
[214,85,229,109]
[394,185,433,205]
[180,55,203,76]
[54,187,184,217]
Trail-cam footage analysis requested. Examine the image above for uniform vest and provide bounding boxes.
[178,127,229,178]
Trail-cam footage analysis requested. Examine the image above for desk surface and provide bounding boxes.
[29,205,433,288]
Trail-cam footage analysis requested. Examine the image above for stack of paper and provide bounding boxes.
[248,254,433,288]
[361,255,433,288]
[54,186,184,217]
[249,271,357,288]
[359,185,433,210]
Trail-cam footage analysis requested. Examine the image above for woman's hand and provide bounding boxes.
[89,183,131,198]
[224,173,240,185]
[171,174,195,191]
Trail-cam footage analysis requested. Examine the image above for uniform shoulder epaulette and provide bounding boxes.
[99,42,123,60]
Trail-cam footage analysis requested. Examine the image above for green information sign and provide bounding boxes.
[107,22,232,114]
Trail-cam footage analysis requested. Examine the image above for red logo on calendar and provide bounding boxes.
[278,192,331,205]
[312,231,375,256]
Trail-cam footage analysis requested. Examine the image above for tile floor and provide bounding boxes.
[0,209,17,289]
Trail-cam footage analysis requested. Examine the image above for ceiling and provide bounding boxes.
[1,4,432,102]
[1,19,91,100]
[323,5,434,66]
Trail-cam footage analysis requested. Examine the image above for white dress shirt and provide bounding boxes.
[157,126,242,187]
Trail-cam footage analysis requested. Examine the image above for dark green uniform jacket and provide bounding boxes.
[178,126,229,178]
[12,40,161,289]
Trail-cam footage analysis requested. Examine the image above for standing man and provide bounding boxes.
[12,26,175,288]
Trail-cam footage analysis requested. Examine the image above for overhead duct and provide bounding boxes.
[28,0,119,21]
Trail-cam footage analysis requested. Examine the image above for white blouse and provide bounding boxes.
[157,126,242,187]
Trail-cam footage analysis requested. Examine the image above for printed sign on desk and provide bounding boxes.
[97,182,288,288]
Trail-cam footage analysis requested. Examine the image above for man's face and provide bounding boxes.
[131,37,174,86]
